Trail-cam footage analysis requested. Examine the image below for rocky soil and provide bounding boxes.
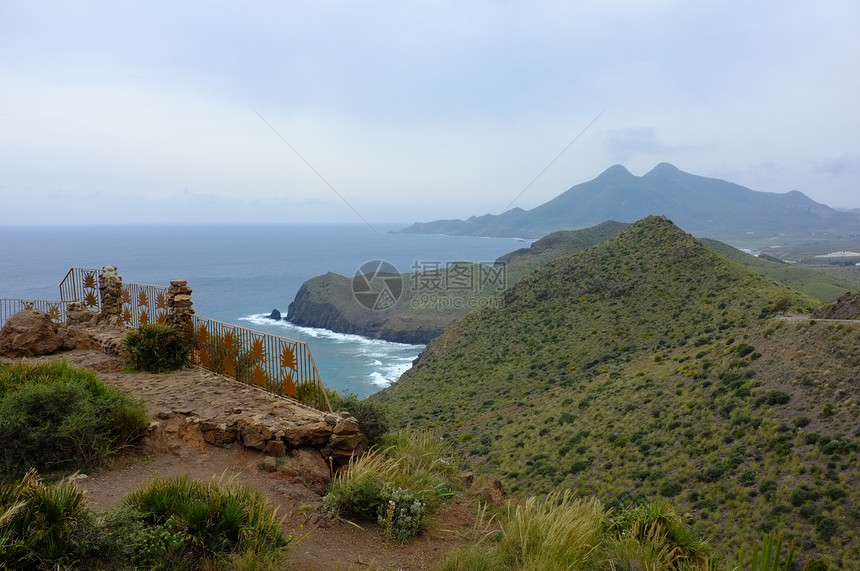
[1,340,478,570]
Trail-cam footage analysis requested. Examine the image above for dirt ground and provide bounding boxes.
[1,348,478,571]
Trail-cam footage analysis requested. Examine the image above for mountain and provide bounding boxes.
[396,163,860,242]
[374,216,860,562]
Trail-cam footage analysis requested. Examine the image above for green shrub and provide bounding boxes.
[736,530,796,571]
[0,470,91,570]
[328,389,389,446]
[322,431,456,543]
[376,484,427,543]
[0,362,147,478]
[123,324,190,372]
[123,475,289,562]
[607,500,712,569]
[0,471,290,570]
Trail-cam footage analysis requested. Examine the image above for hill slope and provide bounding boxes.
[397,163,860,243]
[375,216,860,564]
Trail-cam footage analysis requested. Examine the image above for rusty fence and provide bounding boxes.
[0,299,67,330]
[3,268,332,413]
[59,267,102,311]
[191,315,332,412]
[58,267,169,329]
[119,282,169,328]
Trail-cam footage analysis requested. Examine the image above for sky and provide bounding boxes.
[1,1,859,225]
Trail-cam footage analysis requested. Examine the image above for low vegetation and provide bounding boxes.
[0,471,290,570]
[123,323,190,372]
[328,388,390,446]
[323,430,459,543]
[0,361,148,479]
[440,494,715,571]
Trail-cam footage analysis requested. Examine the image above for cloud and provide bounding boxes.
[812,153,860,178]
[603,128,679,163]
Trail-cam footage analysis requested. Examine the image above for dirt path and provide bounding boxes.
[1,348,475,570]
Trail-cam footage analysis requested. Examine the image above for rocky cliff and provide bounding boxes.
[286,273,446,344]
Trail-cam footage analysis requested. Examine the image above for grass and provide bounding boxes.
[439,491,715,571]
[0,470,290,570]
[322,430,459,543]
[123,323,190,372]
[0,361,148,479]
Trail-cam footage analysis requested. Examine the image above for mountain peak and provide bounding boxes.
[644,162,680,177]
[597,164,635,179]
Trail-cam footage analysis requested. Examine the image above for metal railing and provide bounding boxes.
[58,267,169,329]
[0,299,67,330]
[59,267,102,310]
[191,315,331,412]
[119,282,169,328]
[4,267,332,413]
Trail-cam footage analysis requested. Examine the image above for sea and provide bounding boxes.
[0,224,528,398]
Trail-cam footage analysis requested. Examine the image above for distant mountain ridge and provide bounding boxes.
[396,163,860,241]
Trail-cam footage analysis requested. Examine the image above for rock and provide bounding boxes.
[259,456,278,473]
[471,474,507,505]
[0,309,65,357]
[266,309,282,320]
[240,422,267,450]
[201,421,238,447]
[282,421,333,447]
[265,439,286,457]
[278,448,331,494]
[333,416,361,435]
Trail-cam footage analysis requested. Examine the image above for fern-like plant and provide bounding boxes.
[123,324,190,372]
[736,530,801,571]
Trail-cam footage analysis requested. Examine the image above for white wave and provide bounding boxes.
[239,314,425,349]
[369,371,394,387]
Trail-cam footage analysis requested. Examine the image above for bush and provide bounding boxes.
[123,324,190,372]
[607,500,712,569]
[123,475,289,562]
[0,471,290,570]
[328,389,389,446]
[323,431,456,543]
[0,470,91,570]
[0,362,147,478]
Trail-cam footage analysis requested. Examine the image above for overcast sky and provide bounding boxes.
[2,1,858,225]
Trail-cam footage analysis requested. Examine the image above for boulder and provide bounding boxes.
[282,421,333,447]
[266,309,282,320]
[0,309,65,357]
[471,474,507,505]
[279,448,331,494]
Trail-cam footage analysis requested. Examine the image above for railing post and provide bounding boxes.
[98,266,123,326]
[167,280,194,341]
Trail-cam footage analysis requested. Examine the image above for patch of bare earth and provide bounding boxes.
[1,348,478,570]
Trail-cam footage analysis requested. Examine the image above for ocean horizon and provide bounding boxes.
[0,223,527,397]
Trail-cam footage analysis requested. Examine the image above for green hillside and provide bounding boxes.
[374,216,860,566]
[497,220,629,280]
[701,238,860,303]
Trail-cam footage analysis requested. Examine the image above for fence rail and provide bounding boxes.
[3,268,332,413]
[59,267,102,310]
[0,299,67,330]
[119,282,169,328]
[191,316,331,412]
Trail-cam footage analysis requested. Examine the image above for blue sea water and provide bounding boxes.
[0,224,528,397]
